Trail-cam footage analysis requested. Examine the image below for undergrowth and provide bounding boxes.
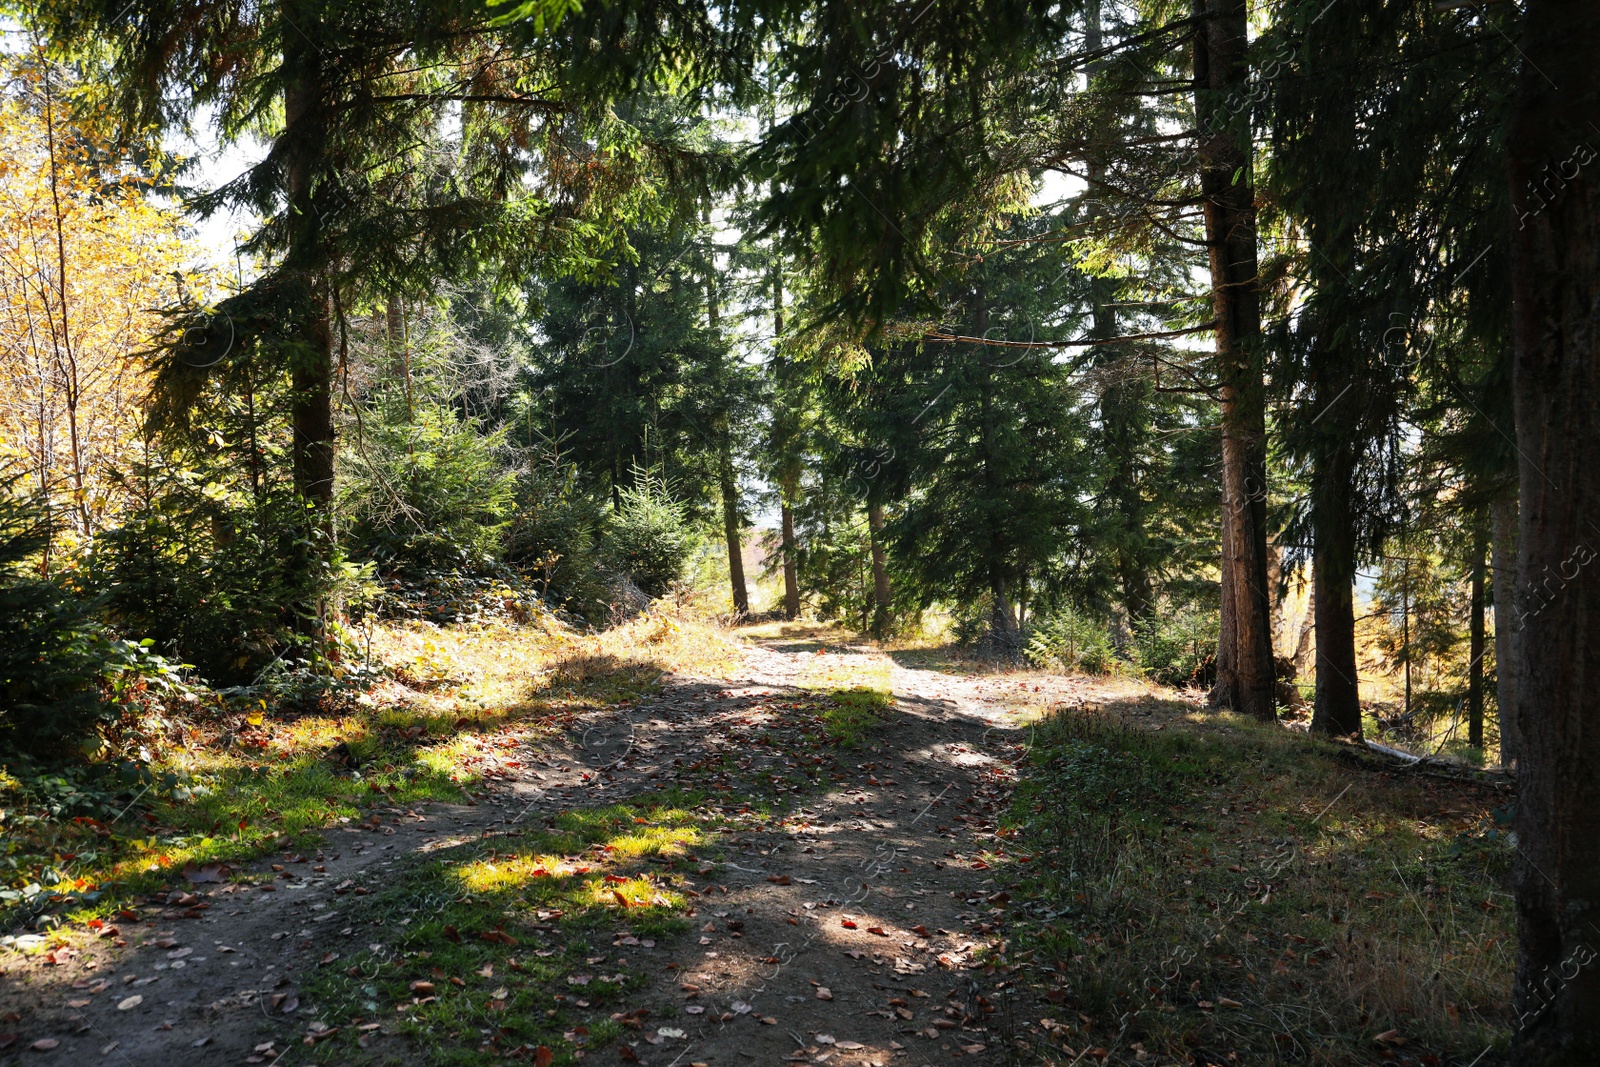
[1007,705,1515,1066]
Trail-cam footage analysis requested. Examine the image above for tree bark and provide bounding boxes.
[1194,0,1275,721]
[1491,496,1520,766]
[386,296,414,422]
[1213,507,1237,704]
[868,502,891,637]
[1507,1,1600,1059]
[282,18,335,640]
[780,482,800,619]
[1309,444,1361,738]
[719,445,749,615]
[1468,520,1487,750]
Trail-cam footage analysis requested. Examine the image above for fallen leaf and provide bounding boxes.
[182,863,229,884]
[535,1046,554,1067]
[30,1038,59,1051]
[117,995,142,1011]
[816,987,834,1001]
[409,981,435,995]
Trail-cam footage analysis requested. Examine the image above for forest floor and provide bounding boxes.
[0,614,1516,1067]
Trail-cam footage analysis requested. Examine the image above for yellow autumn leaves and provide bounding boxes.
[0,50,200,553]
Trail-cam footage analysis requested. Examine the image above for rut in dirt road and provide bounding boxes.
[0,633,1096,1067]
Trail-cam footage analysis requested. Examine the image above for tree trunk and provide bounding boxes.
[282,28,336,617]
[773,268,800,621]
[780,480,800,620]
[1507,1,1600,1058]
[1194,0,1275,721]
[1213,507,1237,705]
[1086,0,1155,627]
[719,446,749,615]
[386,296,414,422]
[868,503,891,637]
[1468,520,1487,750]
[1309,445,1361,738]
[1491,497,1520,766]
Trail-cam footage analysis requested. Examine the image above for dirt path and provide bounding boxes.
[0,631,1113,1066]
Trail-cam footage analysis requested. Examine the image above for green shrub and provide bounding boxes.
[502,454,609,610]
[1024,605,1117,673]
[602,471,694,598]
[1132,604,1220,688]
[0,476,184,753]
[341,400,516,575]
[95,482,359,685]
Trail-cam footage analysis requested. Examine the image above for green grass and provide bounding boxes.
[288,794,713,1066]
[0,739,474,933]
[1002,704,1515,1066]
[819,686,895,746]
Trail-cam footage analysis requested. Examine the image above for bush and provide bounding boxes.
[502,454,609,611]
[1024,605,1118,674]
[341,401,516,575]
[1132,604,1220,688]
[0,477,183,753]
[602,471,694,598]
[95,465,370,686]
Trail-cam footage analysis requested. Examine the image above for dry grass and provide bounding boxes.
[1008,701,1515,1066]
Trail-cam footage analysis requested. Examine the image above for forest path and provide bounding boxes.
[0,627,1122,1067]
[605,633,1100,1067]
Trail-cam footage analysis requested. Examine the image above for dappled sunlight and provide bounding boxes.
[579,874,682,911]
[455,853,583,892]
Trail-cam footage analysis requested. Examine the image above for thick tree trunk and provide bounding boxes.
[1507,2,1600,1059]
[1195,0,1275,721]
[1468,521,1487,750]
[1309,445,1361,738]
[868,503,891,637]
[1491,497,1521,766]
[719,447,749,615]
[282,28,335,634]
[780,486,800,620]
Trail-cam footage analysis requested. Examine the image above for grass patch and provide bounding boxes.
[0,604,740,936]
[1006,705,1514,1066]
[819,687,895,746]
[292,795,713,1066]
